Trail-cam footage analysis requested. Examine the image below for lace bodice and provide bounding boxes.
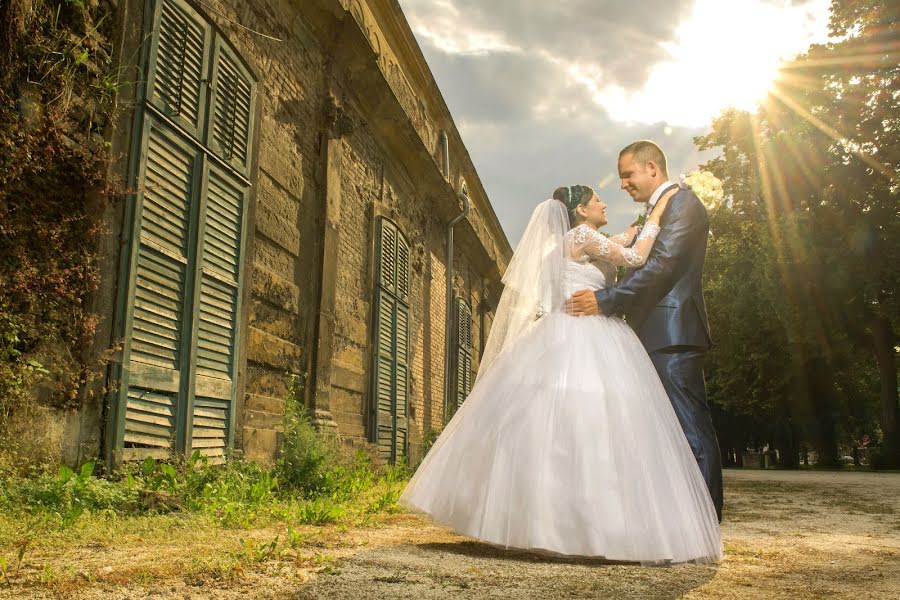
[562,223,662,297]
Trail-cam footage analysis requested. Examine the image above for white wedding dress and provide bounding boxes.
[400,202,723,565]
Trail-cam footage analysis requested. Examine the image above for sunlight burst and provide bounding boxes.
[588,0,831,127]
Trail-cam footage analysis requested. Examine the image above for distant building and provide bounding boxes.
[45,0,511,468]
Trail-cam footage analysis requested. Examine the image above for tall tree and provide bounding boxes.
[697,0,899,466]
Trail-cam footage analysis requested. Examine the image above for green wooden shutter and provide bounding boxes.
[379,222,396,293]
[113,0,255,463]
[373,290,396,461]
[145,0,210,138]
[208,39,255,175]
[371,219,410,464]
[455,298,473,410]
[393,235,410,461]
[189,164,248,463]
[122,117,200,458]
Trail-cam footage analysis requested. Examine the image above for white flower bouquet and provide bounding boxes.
[680,170,725,210]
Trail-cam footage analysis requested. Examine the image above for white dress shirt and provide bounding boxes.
[647,180,675,212]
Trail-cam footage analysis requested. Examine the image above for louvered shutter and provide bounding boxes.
[208,39,255,175]
[371,219,410,464]
[145,0,210,138]
[379,222,397,293]
[189,164,248,463]
[113,0,255,463]
[393,236,410,461]
[122,117,200,458]
[373,290,396,461]
[455,299,473,410]
[395,235,410,302]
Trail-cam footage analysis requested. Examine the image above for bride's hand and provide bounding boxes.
[648,188,677,223]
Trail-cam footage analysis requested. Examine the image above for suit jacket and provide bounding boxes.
[595,188,712,354]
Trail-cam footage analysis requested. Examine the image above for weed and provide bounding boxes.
[293,496,345,525]
[286,525,306,548]
[185,556,245,584]
[235,536,280,563]
[418,426,441,467]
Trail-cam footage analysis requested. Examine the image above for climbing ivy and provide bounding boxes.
[0,0,118,422]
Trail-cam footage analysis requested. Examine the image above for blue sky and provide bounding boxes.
[397,0,831,245]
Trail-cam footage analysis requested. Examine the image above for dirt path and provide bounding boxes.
[4,470,899,599]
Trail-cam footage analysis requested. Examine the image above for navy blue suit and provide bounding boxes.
[595,187,723,521]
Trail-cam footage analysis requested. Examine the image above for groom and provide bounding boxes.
[567,140,723,522]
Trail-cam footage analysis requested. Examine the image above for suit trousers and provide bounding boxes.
[650,346,723,522]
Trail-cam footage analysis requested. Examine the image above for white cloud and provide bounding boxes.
[405,3,521,55]
[586,0,833,126]
[398,0,831,244]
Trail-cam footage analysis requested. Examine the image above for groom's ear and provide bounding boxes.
[647,160,659,177]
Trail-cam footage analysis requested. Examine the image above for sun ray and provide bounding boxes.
[779,135,826,202]
[768,85,898,184]
[580,0,832,126]
[749,114,789,274]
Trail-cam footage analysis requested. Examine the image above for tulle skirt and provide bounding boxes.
[400,312,723,565]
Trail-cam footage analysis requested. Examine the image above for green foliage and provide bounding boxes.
[234,536,280,563]
[2,461,139,527]
[0,310,49,421]
[277,398,334,494]
[366,462,407,514]
[696,0,898,467]
[277,375,376,499]
[0,0,118,433]
[418,427,441,467]
[1,449,403,532]
[1,369,410,529]
[292,497,345,525]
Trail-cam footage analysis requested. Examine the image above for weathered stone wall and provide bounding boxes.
[328,120,464,456]
[182,0,509,464]
[160,0,332,462]
[87,0,511,466]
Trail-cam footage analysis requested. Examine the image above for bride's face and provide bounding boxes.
[578,193,608,228]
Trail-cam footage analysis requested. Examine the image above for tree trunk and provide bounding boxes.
[809,357,839,466]
[872,315,899,467]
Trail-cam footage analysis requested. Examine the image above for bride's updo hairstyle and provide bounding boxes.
[553,185,595,228]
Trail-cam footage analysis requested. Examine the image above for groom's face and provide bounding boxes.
[618,153,657,204]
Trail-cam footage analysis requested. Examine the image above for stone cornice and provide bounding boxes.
[338,0,513,269]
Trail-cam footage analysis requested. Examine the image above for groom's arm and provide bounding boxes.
[595,194,707,315]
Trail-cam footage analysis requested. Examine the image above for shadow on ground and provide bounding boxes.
[294,539,720,600]
[422,540,668,566]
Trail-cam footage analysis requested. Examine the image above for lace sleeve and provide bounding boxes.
[571,223,661,267]
[608,226,638,246]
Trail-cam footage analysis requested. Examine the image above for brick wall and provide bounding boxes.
[193,0,331,461]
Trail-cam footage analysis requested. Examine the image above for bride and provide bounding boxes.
[400,184,723,565]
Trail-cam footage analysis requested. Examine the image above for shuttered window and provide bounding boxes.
[454,298,473,411]
[111,0,256,464]
[371,219,411,464]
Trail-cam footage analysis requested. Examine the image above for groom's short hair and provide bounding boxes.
[620,140,668,177]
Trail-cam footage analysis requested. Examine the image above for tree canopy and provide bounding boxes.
[698,0,898,467]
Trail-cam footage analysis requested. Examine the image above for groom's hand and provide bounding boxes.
[566,290,602,317]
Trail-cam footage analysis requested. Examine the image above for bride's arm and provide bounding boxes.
[576,190,675,267]
[576,225,659,267]
[608,225,638,246]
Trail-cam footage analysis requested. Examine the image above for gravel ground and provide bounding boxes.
[3,469,899,599]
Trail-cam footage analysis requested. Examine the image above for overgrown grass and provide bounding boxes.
[0,378,410,592]
[0,409,409,574]
[2,423,405,527]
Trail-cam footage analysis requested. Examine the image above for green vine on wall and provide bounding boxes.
[0,0,119,423]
